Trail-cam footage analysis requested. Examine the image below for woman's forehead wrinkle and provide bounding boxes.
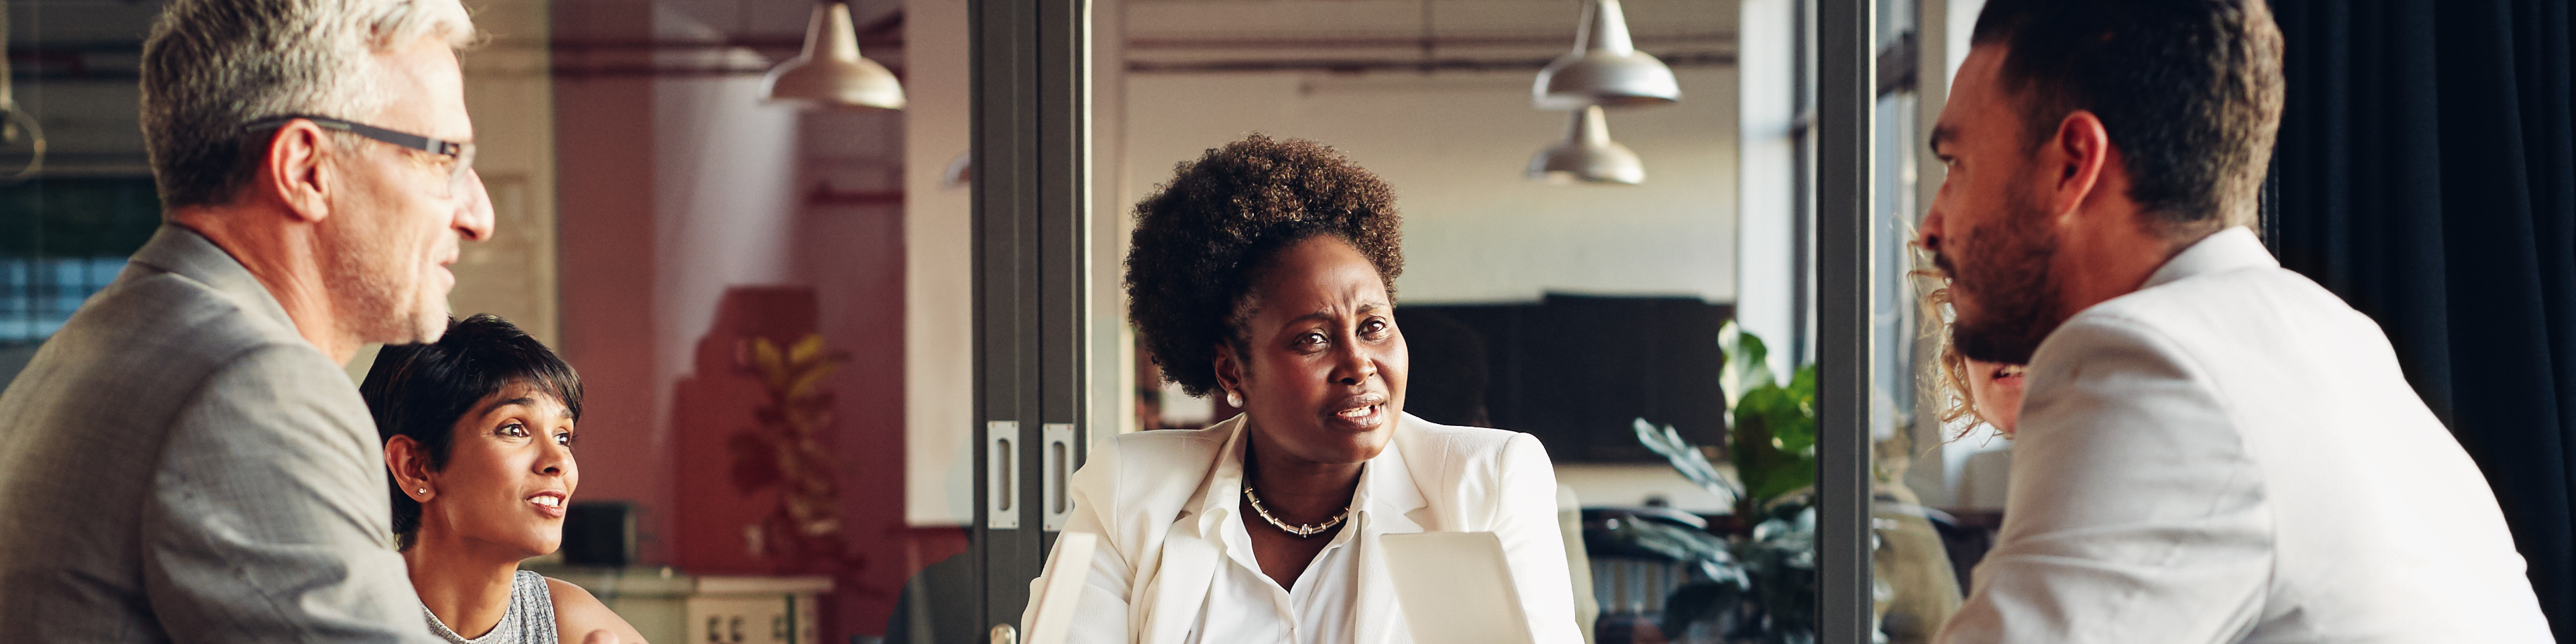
[1277,294,1383,327]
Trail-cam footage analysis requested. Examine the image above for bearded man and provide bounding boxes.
[0,0,493,640]
[1921,1,2552,642]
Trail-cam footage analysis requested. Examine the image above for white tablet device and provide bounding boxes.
[1378,531,1539,644]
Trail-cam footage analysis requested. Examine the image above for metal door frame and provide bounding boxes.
[969,0,1090,636]
[1817,0,1876,641]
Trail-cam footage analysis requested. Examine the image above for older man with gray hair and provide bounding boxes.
[0,0,500,641]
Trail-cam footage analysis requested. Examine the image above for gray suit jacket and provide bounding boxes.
[0,225,435,643]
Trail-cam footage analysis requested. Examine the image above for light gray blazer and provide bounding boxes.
[0,225,435,643]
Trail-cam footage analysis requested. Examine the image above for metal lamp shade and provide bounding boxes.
[1532,0,1680,110]
[1528,106,1645,184]
[763,2,906,110]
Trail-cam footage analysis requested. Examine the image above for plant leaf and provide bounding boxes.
[751,337,788,391]
[788,333,826,367]
[786,359,839,400]
[1718,321,1776,409]
[1632,418,1743,506]
[1659,582,1748,639]
[1730,386,1819,511]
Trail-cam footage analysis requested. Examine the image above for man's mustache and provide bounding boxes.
[1932,249,1957,280]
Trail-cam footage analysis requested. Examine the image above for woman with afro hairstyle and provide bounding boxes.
[1024,135,1581,644]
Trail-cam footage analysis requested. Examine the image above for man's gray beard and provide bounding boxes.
[320,216,433,345]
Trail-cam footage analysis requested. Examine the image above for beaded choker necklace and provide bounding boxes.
[1242,483,1351,538]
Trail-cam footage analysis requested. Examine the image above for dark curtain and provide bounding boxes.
[2267,0,2576,637]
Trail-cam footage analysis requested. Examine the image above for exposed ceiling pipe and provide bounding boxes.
[1126,32,1732,51]
[1126,50,1730,75]
[1125,28,1731,75]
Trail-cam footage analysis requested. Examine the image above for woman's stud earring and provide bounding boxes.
[1226,390,1244,407]
[416,488,428,496]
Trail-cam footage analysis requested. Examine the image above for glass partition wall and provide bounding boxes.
[0,0,1925,641]
[1853,2,2019,643]
[960,0,1913,640]
[965,0,1885,641]
[0,0,162,380]
[1102,0,1759,637]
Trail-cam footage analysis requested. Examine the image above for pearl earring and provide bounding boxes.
[1226,390,1244,407]
[416,488,428,496]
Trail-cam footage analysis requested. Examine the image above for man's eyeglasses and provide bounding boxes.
[243,115,476,199]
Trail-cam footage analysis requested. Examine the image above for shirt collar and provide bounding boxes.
[2142,225,2276,290]
[1193,413,1421,536]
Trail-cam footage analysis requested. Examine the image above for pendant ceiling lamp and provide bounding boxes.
[763,1,906,111]
[1532,0,1680,110]
[1528,106,1644,184]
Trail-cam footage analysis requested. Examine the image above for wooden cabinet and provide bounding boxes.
[533,566,831,644]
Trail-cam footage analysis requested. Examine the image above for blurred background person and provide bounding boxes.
[365,314,643,644]
[1036,135,1579,643]
[1922,280,2026,439]
[0,0,490,640]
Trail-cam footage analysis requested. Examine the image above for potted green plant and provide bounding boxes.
[1617,322,1819,644]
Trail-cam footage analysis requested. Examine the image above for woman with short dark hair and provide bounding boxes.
[1034,135,1580,643]
[362,314,645,644]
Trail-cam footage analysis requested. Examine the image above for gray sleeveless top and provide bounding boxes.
[423,570,560,644]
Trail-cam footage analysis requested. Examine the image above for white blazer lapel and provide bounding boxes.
[1143,518,1221,644]
[1355,431,1431,643]
[1139,417,1248,644]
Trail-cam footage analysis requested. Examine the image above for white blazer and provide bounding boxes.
[1027,413,1582,644]
[1937,227,2554,643]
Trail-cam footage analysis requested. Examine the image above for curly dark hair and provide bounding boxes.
[1125,134,1405,398]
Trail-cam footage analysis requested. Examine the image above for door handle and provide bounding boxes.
[1040,423,1075,531]
[987,421,1020,530]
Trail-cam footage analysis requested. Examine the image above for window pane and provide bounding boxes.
[1105,1,1794,642]
[1869,1,1994,643]
[0,0,162,372]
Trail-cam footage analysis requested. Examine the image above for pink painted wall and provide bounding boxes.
[551,5,671,563]
[552,5,943,637]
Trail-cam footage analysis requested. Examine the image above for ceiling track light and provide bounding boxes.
[763,1,906,111]
[1532,0,1681,110]
[1529,105,1645,185]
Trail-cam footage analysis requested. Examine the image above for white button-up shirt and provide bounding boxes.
[1029,413,1581,644]
[1185,464,1374,644]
